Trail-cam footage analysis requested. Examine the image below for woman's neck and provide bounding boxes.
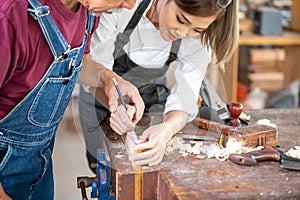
[146,0,159,28]
[60,0,80,12]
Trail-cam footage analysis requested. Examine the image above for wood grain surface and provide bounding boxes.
[106,108,300,200]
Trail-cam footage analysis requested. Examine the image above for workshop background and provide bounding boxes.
[53,0,300,199]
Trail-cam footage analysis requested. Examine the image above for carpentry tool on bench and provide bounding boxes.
[77,141,115,200]
[194,78,278,147]
[193,103,278,147]
[228,145,300,171]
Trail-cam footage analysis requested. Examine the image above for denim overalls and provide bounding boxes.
[78,0,181,173]
[0,0,94,199]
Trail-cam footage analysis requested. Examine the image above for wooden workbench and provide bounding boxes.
[105,108,300,200]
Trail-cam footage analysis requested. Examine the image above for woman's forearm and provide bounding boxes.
[163,110,189,135]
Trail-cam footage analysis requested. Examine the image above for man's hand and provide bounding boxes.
[79,55,145,129]
[0,183,12,200]
[102,69,144,124]
[110,104,136,135]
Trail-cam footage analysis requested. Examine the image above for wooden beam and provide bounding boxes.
[123,134,143,200]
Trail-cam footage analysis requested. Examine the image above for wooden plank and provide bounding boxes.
[284,46,300,85]
[239,31,300,46]
[248,72,284,81]
[122,134,143,200]
[291,0,300,32]
[250,48,285,63]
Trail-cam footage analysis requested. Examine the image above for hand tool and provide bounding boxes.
[77,143,114,200]
[199,77,230,122]
[193,101,278,148]
[178,133,220,142]
[112,78,139,144]
[228,145,300,170]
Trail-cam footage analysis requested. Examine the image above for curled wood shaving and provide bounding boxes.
[165,136,265,161]
[240,112,251,121]
[286,146,300,159]
[257,119,277,128]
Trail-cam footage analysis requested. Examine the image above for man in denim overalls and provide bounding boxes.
[0,0,144,199]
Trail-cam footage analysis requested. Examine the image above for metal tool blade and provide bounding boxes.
[278,149,300,171]
[178,133,219,142]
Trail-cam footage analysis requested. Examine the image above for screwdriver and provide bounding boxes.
[112,78,139,145]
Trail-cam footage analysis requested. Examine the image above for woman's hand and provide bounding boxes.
[128,122,174,166]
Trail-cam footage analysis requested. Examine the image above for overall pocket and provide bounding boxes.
[0,142,12,171]
[28,76,75,127]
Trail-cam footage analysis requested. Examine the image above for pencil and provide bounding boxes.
[112,78,127,110]
[112,78,139,144]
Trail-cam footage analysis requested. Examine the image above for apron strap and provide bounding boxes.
[113,0,151,59]
[165,39,181,66]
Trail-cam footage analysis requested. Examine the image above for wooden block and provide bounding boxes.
[250,48,286,63]
[239,19,254,34]
[122,134,143,200]
[228,124,278,147]
[291,0,300,32]
[248,62,284,72]
[109,133,158,200]
[193,117,278,147]
[248,72,284,81]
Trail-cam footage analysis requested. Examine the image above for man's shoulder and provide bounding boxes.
[0,0,28,12]
[0,0,29,21]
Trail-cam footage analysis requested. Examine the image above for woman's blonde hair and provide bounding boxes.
[173,0,239,69]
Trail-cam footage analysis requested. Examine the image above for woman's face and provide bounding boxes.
[157,0,217,41]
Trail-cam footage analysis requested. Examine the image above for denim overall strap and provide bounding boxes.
[27,0,71,60]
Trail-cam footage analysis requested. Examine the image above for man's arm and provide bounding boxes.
[0,183,12,200]
[78,54,145,123]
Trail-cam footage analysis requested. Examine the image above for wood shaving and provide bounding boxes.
[240,112,251,121]
[115,154,125,159]
[165,136,265,161]
[257,119,277,128]
[286,146,300,159]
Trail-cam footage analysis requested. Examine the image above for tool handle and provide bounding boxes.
[79,181,88,200]
[229,146,281,166]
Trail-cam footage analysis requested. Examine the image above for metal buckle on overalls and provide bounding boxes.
[34,6,50,17]
[85,30,92,39]
[55,46,71,61]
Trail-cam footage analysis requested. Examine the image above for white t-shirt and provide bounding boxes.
[90,0,212,121]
